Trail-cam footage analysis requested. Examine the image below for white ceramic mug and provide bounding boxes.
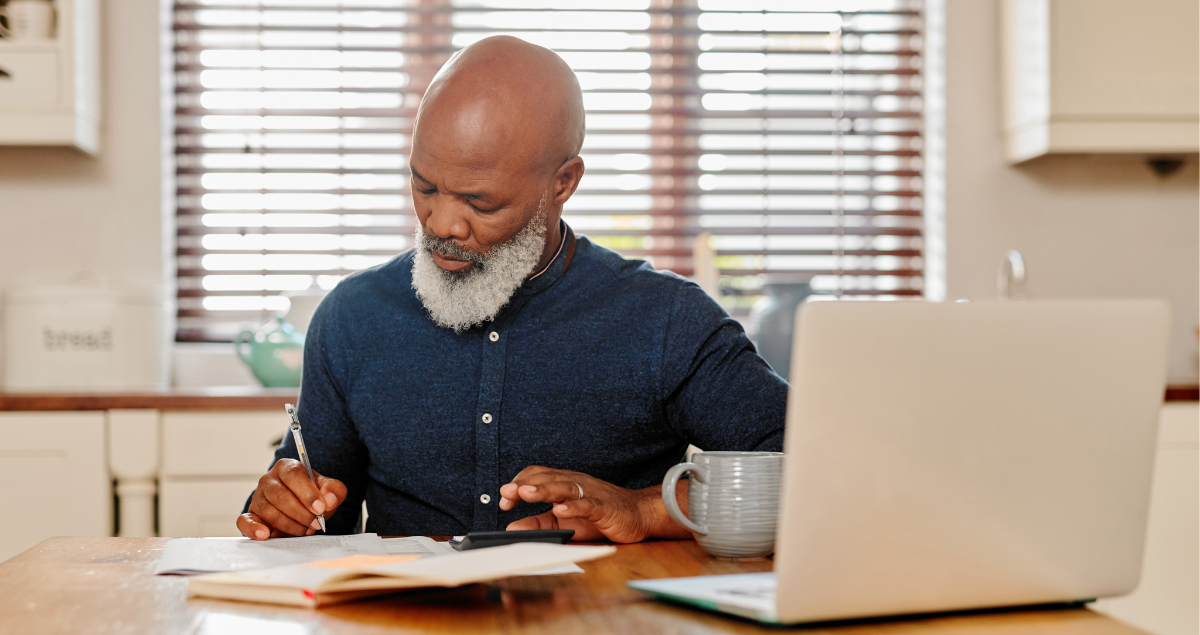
[662,451,784,558]
[0,0,56,41]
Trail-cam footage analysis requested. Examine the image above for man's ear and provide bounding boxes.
[552,156,585,206]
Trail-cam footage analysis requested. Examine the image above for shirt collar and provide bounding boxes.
[515,220,576,297]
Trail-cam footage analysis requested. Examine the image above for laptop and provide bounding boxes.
[629,300,1171,624]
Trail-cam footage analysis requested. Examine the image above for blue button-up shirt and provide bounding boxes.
[267,224,788,536]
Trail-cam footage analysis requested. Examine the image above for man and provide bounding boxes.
[237,36,787,543]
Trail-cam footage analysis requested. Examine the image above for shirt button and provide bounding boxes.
[481,413,492,424]
[488,331,499,342]
[480,494,491,504]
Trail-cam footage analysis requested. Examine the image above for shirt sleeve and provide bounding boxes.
[243,293,370,535]
[660,280,788,452]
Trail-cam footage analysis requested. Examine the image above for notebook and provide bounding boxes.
[188,542,615,607]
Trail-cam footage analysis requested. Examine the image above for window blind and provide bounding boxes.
[174,0,923,341]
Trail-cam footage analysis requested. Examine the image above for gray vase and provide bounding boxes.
[747,281,811,380]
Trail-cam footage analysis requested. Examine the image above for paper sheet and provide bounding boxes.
[382,536,458,557]
[154,533,388,575]
[521,562,585,575]
[441,536,582,575]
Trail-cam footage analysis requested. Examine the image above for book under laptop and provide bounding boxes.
[630,300,1170,624]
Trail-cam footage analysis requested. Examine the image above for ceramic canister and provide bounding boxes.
[662,451,784,558]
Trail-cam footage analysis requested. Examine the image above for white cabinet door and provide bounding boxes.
[0,412,109,563]
[159,411,286,538]
[161,411,286,477]
[160,478,260,538]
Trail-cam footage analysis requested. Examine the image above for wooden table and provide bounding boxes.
[0,537,1145,635]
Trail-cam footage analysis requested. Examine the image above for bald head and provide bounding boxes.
[415,36,585,173]
[407,36,587,284]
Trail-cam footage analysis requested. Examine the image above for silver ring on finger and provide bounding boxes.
[572,482,584,500]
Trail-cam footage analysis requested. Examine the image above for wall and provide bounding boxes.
[0,0,1194,383]
[943,0,1199,383]
[0,0,172,298]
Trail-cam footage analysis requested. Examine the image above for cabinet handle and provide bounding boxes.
[0,68,10,78]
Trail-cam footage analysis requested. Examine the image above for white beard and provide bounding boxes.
[411,196,549,333]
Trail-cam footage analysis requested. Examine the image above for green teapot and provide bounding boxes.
[234,317,306,388]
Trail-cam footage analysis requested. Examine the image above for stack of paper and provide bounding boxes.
[155,534,390,575]
[187,542,616,607]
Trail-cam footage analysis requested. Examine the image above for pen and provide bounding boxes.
[285,403,326,532]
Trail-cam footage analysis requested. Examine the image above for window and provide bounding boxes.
[175,0,923,341]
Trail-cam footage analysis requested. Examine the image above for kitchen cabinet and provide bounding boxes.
[158,411,286,537]
[1002,0,1198,162]
[0,0,100,154]
[0,411,109,562]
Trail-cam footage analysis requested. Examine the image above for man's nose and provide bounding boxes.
[424,195,472,242]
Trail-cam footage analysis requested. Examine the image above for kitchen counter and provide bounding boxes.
[0,385,1193,412]
[0,386,298,411]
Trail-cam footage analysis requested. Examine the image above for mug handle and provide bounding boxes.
[233,330,254,365]
[662,462,707,535]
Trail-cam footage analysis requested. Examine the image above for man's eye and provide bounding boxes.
[417,188,436,195]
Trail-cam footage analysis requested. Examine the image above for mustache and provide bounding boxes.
[418,232,486,266]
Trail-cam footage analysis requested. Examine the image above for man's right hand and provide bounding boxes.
[236,459,348,540]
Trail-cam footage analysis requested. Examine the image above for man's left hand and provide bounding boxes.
[499,465,690,543]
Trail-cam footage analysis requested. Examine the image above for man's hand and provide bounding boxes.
[499,465,692,543]
[236,459,348,540]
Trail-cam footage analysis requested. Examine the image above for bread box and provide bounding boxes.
[2,283,171,391]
